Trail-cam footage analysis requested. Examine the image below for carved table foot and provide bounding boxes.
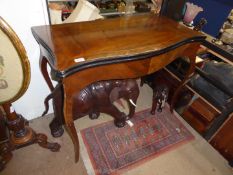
[36,133,60,152]
[49,120,64,138]
[10,126,61,152]
[1,103,61,172]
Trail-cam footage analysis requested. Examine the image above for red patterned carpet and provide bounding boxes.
[81,105,194,175]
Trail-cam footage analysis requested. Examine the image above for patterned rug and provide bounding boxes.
[81,105,194,175]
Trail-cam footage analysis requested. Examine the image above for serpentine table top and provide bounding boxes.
[31,13,205,162]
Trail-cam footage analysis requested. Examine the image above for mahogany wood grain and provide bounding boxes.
[32,14,204,75]
[32,13,205,162]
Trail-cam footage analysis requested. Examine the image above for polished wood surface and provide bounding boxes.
[32,13,204,76]
[32,13,205,162]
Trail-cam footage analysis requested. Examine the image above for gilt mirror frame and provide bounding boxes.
[0,17,31,104]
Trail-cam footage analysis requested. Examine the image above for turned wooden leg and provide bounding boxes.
[3,103,33,147]
[2,103,61,150]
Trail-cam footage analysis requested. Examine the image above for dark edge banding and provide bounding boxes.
[31,28,56,68]
[61,36,205,78]
[32,27,206,79]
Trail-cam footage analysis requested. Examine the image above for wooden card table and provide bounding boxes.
[31,13,205,162]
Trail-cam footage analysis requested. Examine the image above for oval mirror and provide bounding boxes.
[0,17,30,104]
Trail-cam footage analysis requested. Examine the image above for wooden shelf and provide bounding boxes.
[164,67,221,113]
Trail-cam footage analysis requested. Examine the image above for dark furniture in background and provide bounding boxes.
[160,0,187,21]
[175,40,233,164]
[142,38,233,165]
[157,1,233,165]
[142,63,233,165]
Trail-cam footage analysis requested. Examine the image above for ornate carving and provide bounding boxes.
[0,104,60,172]
[151,84,169,114]
[141,75,169,114]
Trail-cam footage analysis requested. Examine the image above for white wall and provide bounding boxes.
[0,0,54,120]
